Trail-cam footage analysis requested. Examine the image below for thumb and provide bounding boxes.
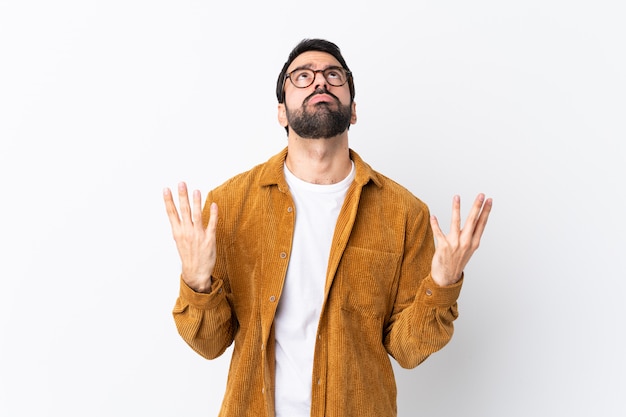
[430,214,445,243]
[206,202,218,234]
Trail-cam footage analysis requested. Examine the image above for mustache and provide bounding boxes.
[303,88,340,105]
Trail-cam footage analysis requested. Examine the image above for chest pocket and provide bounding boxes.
[335,246,401,320]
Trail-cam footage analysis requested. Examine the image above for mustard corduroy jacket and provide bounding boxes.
[173,147,462,417]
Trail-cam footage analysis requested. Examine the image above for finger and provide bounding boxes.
[450,195,461,233]
[163,187,181,228]
[192,189,203,228]
[471,197,493,246]
[177,182,193,225]
[462,193,486,234]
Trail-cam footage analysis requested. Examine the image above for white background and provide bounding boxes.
[1,1,625,416]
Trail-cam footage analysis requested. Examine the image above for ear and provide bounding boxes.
[350,101,357,125]
[277,103,288,127]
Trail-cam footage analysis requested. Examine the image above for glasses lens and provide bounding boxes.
[290,69,314,88]
[323,68,347,86]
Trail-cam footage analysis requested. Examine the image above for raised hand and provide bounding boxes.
[430,194,493,287]
[163,182,218,293]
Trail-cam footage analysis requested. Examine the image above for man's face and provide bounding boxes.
[279,51,356,138]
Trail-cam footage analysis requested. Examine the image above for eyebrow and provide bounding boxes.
[289,64,344,72]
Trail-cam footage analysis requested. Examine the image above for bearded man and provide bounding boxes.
[163,38,492,417]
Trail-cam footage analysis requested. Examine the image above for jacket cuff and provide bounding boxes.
[417,273,463,307]
[178,275,225,309]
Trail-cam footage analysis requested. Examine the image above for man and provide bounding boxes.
[163,38,492,417]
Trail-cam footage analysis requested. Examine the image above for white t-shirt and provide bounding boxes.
[274,162,355,417]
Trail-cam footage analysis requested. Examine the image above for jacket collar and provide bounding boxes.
[258,147,382,190]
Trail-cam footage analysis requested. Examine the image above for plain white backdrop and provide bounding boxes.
[1,1,624,416]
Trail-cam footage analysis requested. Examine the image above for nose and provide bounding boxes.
[312,70,328,89]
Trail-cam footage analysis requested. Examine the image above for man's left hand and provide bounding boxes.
[430,193,493,286]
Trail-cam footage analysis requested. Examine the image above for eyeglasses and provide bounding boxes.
[285,66,351,89]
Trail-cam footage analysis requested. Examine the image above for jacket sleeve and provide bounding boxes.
[383,206,463,369]
[172,276,236,359]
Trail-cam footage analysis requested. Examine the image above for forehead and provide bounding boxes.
[287,51,342,72]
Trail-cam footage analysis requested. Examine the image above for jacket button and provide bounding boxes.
[280,252,287,259]
[426,289,433,296]
[269,296,276,302]
[287,206,293,212]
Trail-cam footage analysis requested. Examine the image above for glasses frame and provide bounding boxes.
[284,66,352,90]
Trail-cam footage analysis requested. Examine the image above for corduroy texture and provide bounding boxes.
[173,147,462,417]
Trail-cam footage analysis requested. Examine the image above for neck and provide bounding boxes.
[285,134,351,185]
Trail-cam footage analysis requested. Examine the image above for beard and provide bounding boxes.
[285,89,352,139]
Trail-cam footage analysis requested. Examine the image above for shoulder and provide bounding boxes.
[351,149,429,216]
[211,147,287,197]
[366,170,430,216]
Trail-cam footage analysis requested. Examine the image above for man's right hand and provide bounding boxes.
[163,182,218,293]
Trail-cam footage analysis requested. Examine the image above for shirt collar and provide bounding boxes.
[258,147,382,190]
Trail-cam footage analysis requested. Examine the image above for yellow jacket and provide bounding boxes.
[173,147,463,417]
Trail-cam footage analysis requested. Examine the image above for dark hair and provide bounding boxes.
[275,38,355,103]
